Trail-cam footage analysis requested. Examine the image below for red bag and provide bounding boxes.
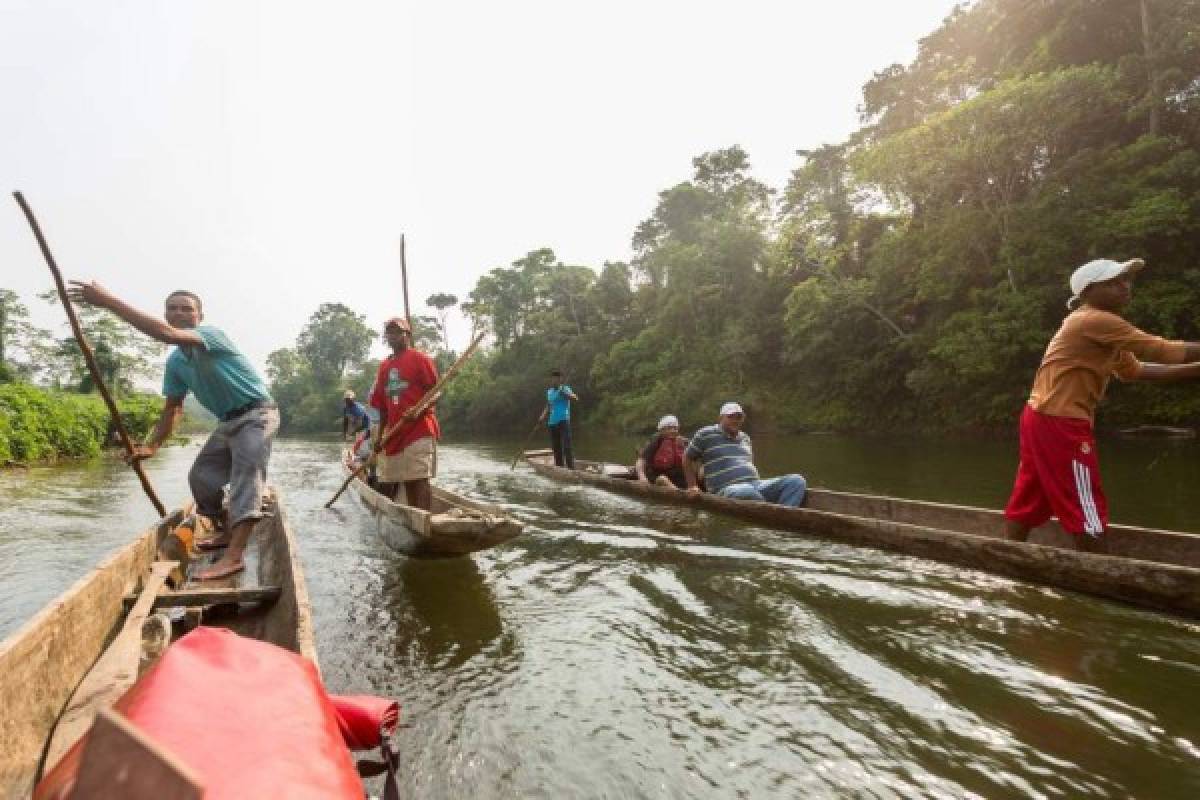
[37,627,366,799]
[329,694,399,750]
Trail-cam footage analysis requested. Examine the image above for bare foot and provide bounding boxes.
[194,559,245,581]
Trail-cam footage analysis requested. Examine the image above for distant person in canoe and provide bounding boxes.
[341,389,371,441]
[1004,258,1200,549]
[683,402,806,506]
[538,369,577,469]
[636,415,690,489]
[66,283,278,581]
[369,317,440,511]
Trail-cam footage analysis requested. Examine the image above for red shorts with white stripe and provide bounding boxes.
[1004,404,1107,536]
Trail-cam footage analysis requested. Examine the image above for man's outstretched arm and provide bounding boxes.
[67,281,203,347]
[1136,363,1200,383]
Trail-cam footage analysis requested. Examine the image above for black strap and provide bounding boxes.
[354,727,401,800]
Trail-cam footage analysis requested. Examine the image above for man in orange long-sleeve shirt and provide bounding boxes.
[1004,258,1200,549]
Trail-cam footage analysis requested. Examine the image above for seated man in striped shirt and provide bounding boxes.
[682,402,807,507]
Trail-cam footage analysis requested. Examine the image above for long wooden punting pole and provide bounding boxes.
[12,191,167,517]
[325,331,486,508]
[400,233,412,330]
[510,418,543,470]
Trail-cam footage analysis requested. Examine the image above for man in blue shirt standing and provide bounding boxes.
[68,281,278,581]
[341,389,371,441]
[683,402,806,507]
[538,369,578,469]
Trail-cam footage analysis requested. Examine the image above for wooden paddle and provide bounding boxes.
[325,332,485,507]
[509,417,544,470]
[400,233,412,331]
[12,191,168,517]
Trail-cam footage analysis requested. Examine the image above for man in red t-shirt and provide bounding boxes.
[369,317,441,510]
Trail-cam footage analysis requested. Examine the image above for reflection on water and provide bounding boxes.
[383,558,507,670]
[2,435,1199,797]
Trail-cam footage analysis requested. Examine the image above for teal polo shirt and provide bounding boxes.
[162,324,271,419]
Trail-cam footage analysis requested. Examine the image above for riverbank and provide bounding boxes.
[0,383,162,465]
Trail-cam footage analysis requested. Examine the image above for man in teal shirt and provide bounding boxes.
[68,281,277,581]
[538,368,578,469]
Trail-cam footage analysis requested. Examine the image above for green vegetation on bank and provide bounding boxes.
[441,0,1200,434]
[0,383,162,464]
[2,288,171,463]
[242,1,1200,438]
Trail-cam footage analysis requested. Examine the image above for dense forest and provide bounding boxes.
[435,0,1200,435]
[9,0,1195,444]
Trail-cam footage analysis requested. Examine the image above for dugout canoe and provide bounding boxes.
[523,449,1200,618]
[343,453,523,557]
[0,488,316,798]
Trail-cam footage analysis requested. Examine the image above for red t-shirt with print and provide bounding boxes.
[369,349,440,455]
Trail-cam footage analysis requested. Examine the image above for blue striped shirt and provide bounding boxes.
[685,424,758,493]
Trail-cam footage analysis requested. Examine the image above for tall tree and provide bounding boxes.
[295,303,373,386]
[425,292,458,350]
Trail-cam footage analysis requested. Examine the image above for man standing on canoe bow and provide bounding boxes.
[369,317,440,511]
[1004,258,1200,550]
[66,283,278,581]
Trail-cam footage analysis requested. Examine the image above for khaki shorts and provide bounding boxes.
[376,436,437,482]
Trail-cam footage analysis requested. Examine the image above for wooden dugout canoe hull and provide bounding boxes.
[523,451,1200,618]
[343,460,523,558]
[0,489,316,799]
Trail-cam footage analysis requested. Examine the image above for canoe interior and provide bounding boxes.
[343,458,523,558]
[523,451,1200,618]
[0,488,314,798]
[524,450,1200,569]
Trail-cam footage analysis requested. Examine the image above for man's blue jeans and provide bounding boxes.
[717,475,807,507]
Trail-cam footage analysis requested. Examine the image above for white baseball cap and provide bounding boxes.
[719,402,744,417]
[657,414,679,430]
[1067,258,1144,309]
[343,390,355,399]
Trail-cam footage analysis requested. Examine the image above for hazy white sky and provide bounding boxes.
[1,0,962,368]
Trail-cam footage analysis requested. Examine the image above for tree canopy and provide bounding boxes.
[441,0,1200,435]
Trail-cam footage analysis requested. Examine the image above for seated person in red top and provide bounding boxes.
[635,415,690,489]
[369,317,440,511]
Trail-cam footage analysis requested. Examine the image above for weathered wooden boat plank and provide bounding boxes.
[343,458,523,557]
[525,454,1200,618]
[44,561,177,771]
[0,489,315,798]
[0,510,176,798]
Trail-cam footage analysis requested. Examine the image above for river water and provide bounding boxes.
[1,433,1198,798]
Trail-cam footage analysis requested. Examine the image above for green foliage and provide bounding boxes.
[295,303,373,387]
[0,382,163,464]
[439,0,1200,435]
[32,290,165,394]
[266,304,378,434]
[0,289,51,382]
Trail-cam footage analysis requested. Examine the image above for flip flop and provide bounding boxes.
[196,538,232,552]
[193,561,245,581]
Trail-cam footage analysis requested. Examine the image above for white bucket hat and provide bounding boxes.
[719,402,744,417]
[657,415,679,431]
[1067,258,1144,309]
[343,389,356,399]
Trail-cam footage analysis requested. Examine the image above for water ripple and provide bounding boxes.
[3,439,1199,798]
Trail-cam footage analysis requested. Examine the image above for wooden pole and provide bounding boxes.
[12,191,168,517]
[326,331,485,507]
[400,234,412,331]
[510,418,543,470]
